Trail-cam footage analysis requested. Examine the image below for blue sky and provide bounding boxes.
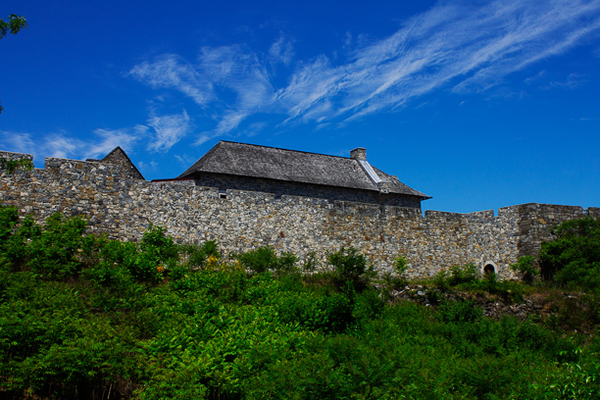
[1,0,599,213]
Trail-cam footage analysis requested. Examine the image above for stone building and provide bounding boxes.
[154,141,430,209]
[1,144,598,279]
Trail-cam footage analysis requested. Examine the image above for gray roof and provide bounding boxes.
[177,141,429,198]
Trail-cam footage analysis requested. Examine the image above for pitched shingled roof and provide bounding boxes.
[177,141,430,199]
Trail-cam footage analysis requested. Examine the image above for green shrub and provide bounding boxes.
[111,225,179,284]
[439,299,482,323]
[393,255,409,276]
[84,225,184,285]
[0,215,41,270]
[180,240,220,269]
[237,246,297,274]
[140,225,179,263]
[84,258,132,288]
[0,204,20,244]
[511,255,538,284]
[275,290,355,333]
[352,288,385,323]
[434,263,479,289]
[124,248,165,284]
[25,213,90,280]
[539,217,600,289]
[449,263,479,285]
[382,255,410,289]
[0,208,109,280]
[0,157,34,174]
[327,247,373,291]
[301,251,321,274]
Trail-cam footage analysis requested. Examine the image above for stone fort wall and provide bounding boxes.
[1,151,598,279]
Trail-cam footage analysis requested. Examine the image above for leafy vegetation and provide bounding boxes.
[0,157,34,174]
[511,255,538,285]
[326,246,374,291]
[0,14,27,39]
[237,245,297,275]
[539,217,600,289]
[0,206,599,399]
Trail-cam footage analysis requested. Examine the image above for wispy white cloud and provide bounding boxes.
[1,124,145,165]
[0,109,193,162]
[129,55,214,105]
[194,132,220,147]
[280,0,600,123]
[197,45,276,124]
[269,35,294,66]
[524,69,548,85]
[138,160,159,172]
[84,110,191,159]
[174,154,196,166]
[0,130,86,165]
[525,70,587,90]
[343,32,353,49]
[0,131,36,154]
[43,131,86,158]
[86,126,145,159]
[544,73,587,90]
[129,0,600,138]
[243,122,269,137]
[131,45,277,140]
[146,110,193,152]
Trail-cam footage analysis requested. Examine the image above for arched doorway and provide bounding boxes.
[483,264,496,275]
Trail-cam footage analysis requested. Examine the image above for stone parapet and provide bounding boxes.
[0,151,34,162]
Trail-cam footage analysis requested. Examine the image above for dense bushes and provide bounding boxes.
[1,206,600,399]
[0,210,91,279]
[539,217,600,289]
[510,255,538,284]
[327,246,373,291]
[236,245,297,274]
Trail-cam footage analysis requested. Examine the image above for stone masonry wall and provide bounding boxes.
[0,152,597,279]
[158,173,422,208]
[515,203,600,259]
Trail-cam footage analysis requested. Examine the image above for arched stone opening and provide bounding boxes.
[483,264,496,275]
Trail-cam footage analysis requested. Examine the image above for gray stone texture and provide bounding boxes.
[177,173,422,208]
[1,152,597,280]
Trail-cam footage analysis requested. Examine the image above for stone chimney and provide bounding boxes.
[350,147,366,161]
